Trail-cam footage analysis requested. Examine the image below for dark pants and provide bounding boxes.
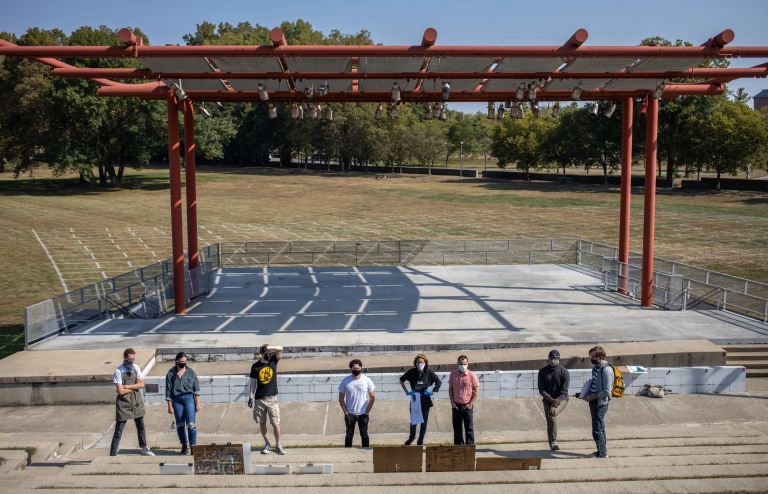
[406,405,431,445]
[589,400,609,457]
[544,399,568,446]
[344,414,370,448]
[110,417,147,456]
[452,404,474,445]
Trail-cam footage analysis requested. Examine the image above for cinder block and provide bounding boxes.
[729,372,747,392]
[197,386,213,396]
[695,384,713,394]
[516,388,535,398]
[210,376,230,386]
[679,384,697,394]
[649,368,667,380]
[230,393,248,403]
[482,372,500,382]
[294,376,315,385]
[144,394,163,404]
[483,389,501,399]
[499,389,517,398]
[483,380,500,391]
[302,393,327,402]
[312,384,333,394]
[500,379,517,390]
[664,371,682,387]
[212,386,229,395]
[383,383,402,392]
[280,385,298,394]
[199,395,214,403]
[280,393,299,403]
[212,393,229,403]
[230,376,249,386]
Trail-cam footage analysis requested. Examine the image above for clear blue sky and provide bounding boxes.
[2,0,767,113]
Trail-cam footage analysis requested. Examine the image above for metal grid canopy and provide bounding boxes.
[602,79,664,90]
[285,57,351,73]
[212,57,283,72]
[358,78,418,91]
[628,58,703,72]
[362,57,425,73]
[482,78,540,91]
[561,58,637,73]
[140,57,214,73]
[163,78,229,91]
[494,58,565,73]
[228,79,288,91]
[426,57,495,73]
[543,78,609,91]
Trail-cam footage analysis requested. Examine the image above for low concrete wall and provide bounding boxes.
[142,366,746,404]
[483,170,675,188]
[681,178,768,192]
[0,382,116,406]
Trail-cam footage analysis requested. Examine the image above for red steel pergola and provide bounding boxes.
[2,27,767,314]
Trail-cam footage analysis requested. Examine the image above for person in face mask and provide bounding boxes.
[338,359,376,448]
[165,352,201,455]
[579,346,613,458]
[399,354,442,446]
[110,348,153,457]
[449,355,479,445]
[537,350,570,450]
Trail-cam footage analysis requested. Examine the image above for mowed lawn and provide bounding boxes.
[1,165,767,357]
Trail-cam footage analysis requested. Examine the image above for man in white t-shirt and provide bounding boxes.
[110,348,154,456]
[338,359,376,448]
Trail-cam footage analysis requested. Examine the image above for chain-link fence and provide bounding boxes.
[218,238,579,267]
[580,239,768,321]
[24,249,216,348]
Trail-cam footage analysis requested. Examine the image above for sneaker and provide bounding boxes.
[261,443,271,455]
[141,446,155,456]
[276,445,286,455]
[402,440,413,448]
[550,443,560,451]
[590,452,609,458]
[180,444,188,456]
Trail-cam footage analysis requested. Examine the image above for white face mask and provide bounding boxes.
[458,364,467,372]
[416,363,425,371]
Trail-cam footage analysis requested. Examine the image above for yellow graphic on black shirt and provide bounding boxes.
[258,366,274,385]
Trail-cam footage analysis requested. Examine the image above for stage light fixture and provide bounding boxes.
[258,83,269,101]
[442,82,451,100]
[571,82,583,101]
[552,101,561,118]
[604,102,617,118]
[391,82,401,102]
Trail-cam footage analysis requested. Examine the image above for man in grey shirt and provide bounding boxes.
[580,345,614,458]
[537,349,570,450]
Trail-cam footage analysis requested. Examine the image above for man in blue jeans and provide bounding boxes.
[580,345,613,458]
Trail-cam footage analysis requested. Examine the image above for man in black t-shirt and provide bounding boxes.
[248,344,284,455]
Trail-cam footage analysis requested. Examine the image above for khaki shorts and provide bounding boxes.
[253,396,280,425]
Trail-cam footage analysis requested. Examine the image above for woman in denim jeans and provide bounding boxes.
[165,352,201,455]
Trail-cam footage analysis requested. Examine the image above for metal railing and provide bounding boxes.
[218,238,580,267]
[579,239,768,321]
[600,258,686,310]
[24,250,216,348]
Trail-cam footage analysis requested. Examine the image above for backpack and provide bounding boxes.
[601,364,625,398]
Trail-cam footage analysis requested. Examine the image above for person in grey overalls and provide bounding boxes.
[110,348,154,456]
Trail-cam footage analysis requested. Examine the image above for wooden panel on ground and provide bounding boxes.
[372,446,423,473]
[475,457,542,471]
[193,443,251,475]
[425,445,475,472]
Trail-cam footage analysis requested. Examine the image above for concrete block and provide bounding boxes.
[679,384,697,394]
[197,386,213,396]
[210,376,230,386]
[516,388,535,398]
[144,394,163,404]
[199,395,214,403]
[482,380,500,391]
[499,389,517,398]
[212,393,229,403]
[231,393,248,403]
[696,368,715,385]
[696,384,713,394]
[500,379,517,390]
[649,368,667,380]
[483,389,501,399]
[212,386,229,395]
[294,376,315,385]
[383,383,402,392]
[302,393,327,402]
[481,372,500,382]
[664,371,682,387]
[312,384,333,394]
[280,384,298,394]
[230,376,249,386]
[297,385,311,393]
[280,393,299,402]
[729,372,747,392]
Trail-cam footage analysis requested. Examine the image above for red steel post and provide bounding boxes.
[618,97,633,294]
[167,97,186,315]
[641,97,659,307]
[183,101,199,270]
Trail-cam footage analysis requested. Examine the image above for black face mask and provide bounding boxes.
[590,358,601,366]
[123,359,134,373]
[351,369,361,376]
[177,362,186,369]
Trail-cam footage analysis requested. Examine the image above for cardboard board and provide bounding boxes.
[372,446,423,473]
[193,443,250,475]
[475,457,542,471]
[425,445,475,472]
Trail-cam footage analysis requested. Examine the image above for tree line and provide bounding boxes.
[1,23,766,189]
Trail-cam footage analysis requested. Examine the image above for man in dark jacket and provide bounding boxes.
[399,353,442,446]
[538,349,570,451]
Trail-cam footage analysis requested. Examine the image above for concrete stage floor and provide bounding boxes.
[33,264,768,351]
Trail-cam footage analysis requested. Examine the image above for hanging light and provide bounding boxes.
[388,102,400,119]
[604,102,617,118]
[304,86,314,99]
[552,101,561,118]
[298,105,304,120]
[505,101,512,108]
[215,102,223,108]
[268,103,277,119]
[199,105,212,119]
[290,103,299,120]
[257,83,269,102]
[391,81,401,102]
[651,80,666,99]
[326,104,333,121]
[527,80,538,101]
[516,82,525,101]
[302,102,309,110]
[169,82,188,101]
[424,102,433,120]
[442,82,451,100]
[433,102,442,119]
[571,81,583,101]
[532,103,540,118]
[375,103,383,119]
[487,102,496,119]
[309,103,318,119]
[439,104,447,120]
[590,103,599,117]
[316,103,323,120]
[518,103,525,119]
[496,103,505,120]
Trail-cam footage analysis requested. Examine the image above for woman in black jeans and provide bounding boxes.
[399,353,442,446]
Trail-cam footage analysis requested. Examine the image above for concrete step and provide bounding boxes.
[723,345,768,353]
[747,369,768,378]
[0,450,28,474]
[0,442,60,464]
[726,352,768,361]
[729,361,768,369]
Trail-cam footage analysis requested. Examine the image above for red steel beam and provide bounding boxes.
[167,96,187,315]
[51,67,768,80]
[5,44,768,58]
[641,97,659,308]
[618,97,633,295]
[565,29,589,48]
[183,101,199,271]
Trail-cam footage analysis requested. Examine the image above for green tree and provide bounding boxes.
[491,114,555,180]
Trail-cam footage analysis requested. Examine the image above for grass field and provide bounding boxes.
[1,165,767,358]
